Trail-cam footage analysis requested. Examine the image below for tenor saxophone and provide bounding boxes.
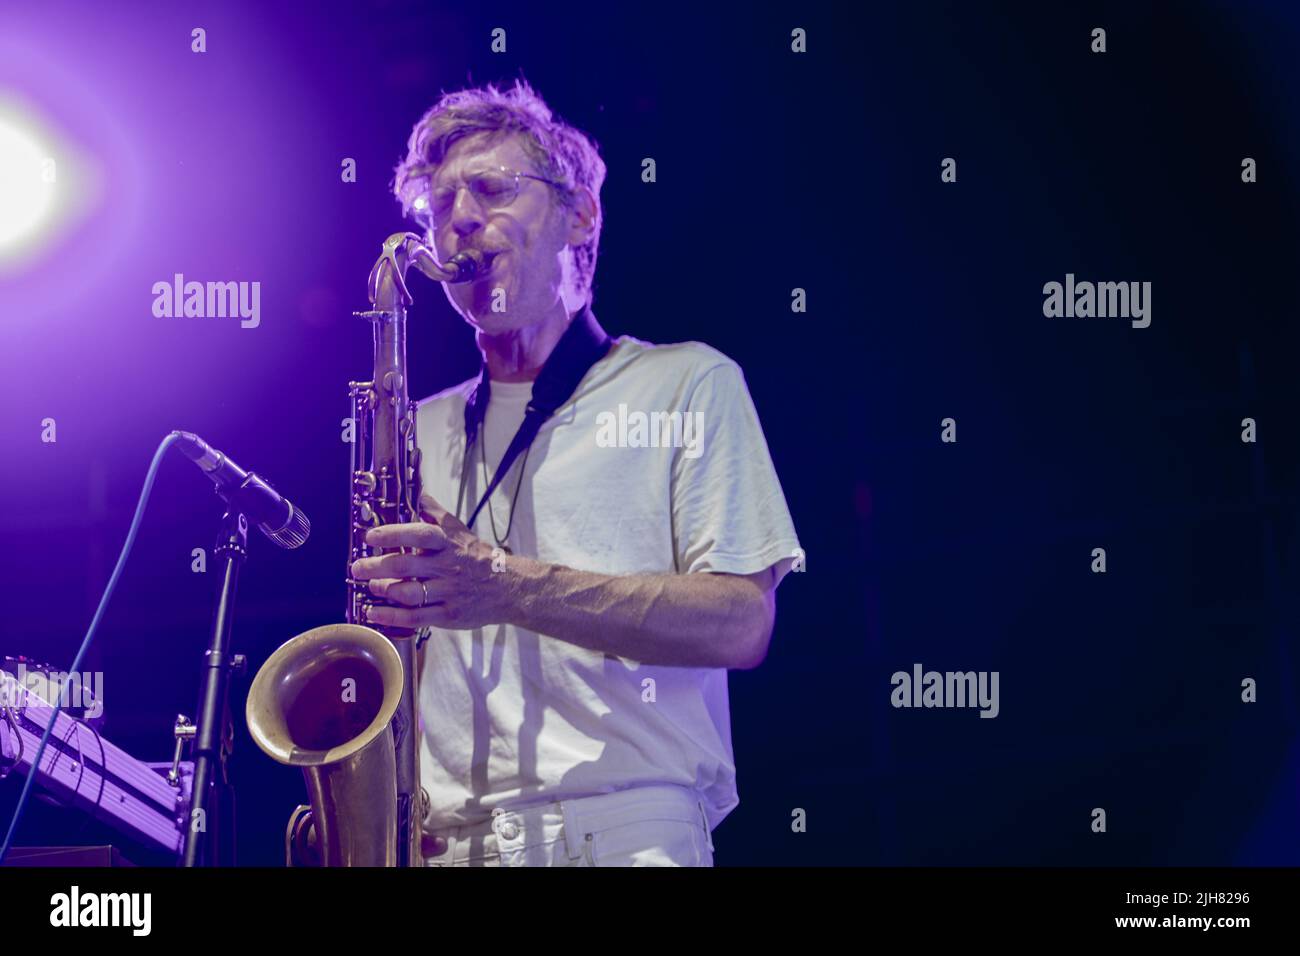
[246,234,486,866]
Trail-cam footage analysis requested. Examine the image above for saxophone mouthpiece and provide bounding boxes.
[446,248,486,282]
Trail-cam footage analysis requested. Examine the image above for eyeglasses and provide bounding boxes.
[415,165,567,228]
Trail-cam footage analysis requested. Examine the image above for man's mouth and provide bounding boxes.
[451,249,504,285]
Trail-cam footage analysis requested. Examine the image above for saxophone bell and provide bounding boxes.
[245,624,404,866]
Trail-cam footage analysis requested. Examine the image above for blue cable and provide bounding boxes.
[0,432,181,865]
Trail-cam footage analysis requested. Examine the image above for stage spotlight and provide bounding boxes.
[0,117,56,248]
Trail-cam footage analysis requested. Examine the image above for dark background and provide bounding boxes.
[1,0,1296,865]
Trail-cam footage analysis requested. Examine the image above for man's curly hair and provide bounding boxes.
[393,77,606,305]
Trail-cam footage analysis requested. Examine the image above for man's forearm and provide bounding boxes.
[354,495,779,667]
[500,556,773,669]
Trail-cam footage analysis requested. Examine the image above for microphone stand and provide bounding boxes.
[181,508,248,867]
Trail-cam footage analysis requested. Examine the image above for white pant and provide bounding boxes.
[422,784,716,867]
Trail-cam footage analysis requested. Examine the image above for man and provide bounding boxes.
[349,79,800,866]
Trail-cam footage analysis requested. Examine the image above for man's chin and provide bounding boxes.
[463,310,526,336]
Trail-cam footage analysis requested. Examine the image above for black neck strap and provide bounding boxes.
[460,304,612,531]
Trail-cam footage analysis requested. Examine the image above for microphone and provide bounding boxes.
[172,431,311,549]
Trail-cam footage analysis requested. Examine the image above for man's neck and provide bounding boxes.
[478,302,577,383]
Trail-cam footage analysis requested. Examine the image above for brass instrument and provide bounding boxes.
[246,234,487,866]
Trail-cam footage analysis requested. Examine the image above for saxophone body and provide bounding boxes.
[246,234,486,866]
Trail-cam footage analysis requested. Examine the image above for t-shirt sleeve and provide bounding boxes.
[670,360,802,586]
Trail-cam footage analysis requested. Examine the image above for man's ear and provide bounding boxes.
[565,185,598,245]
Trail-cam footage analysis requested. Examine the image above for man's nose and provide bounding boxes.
[451,188,485,238]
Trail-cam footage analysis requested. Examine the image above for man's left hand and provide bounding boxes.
[350,493,508,629]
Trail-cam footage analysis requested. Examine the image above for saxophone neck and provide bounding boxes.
[366,232,486,312]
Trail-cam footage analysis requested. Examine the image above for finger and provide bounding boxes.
[352,551,447,580]
[366,602,464,628]
[418,493,460,530]
[365,522,451,551]
[365,577,403,598]
[375,578,457,608]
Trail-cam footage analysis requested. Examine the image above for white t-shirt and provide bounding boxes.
[413,332,801,831]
